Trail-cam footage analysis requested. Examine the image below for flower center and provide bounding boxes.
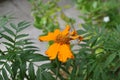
[55,34,70,44]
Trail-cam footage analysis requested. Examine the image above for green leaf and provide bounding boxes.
[101,70,108,80]
[17,21,30,32]
[3,26,15,36]
[36,67,43,80]
[0,61,4,65]
[12,61,20,79]
[77,29,86,35]
[93,65,100,79]
[33,16,42,29]
[89,61,97,73]
[60,12,71,23]
[10,23,17,30]
[26,54,49,62]
[0,55,7,60]
[5,63,13,77]
[15,40,25,45]
[89,36,98,48]
[0,74,4,80]
[104,53,116,68]
[18,25,30,32]
[18,21,30,28]
[0,49,4,55]
[2,68,9,80]
[15,38,31,45]
[16,34,28,39]
[20,51,37,61]
[24,46,38,49]
[40,63,56,69]
[42,71,56,80]
[25,41,34,45]
[0,33,14,43]
[20,62,26,79]
[2,42,14,48]
[0,16,8,27]
[92,1,97,8]
[28,63,35,80]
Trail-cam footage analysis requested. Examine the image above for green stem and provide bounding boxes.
[55,59,61,80]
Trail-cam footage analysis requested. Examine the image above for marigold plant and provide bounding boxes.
[0,0,118,80]
[28,0,120,80]
[39,25,83,63]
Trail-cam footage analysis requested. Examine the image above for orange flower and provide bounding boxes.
[39,25,83,63]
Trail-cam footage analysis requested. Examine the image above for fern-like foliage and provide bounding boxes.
[76,24,120,80]
[0,15,10,38]
[0,21,48,80]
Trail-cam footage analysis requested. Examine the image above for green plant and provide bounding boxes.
[75,24,120,80]
[1,0,119,80]
[28,0,120,80]
[76,0,120,29]
[0,21,49,80]
[0,15,11,34]
[30,0,75,35]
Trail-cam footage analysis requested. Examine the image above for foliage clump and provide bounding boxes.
[0,0,120,80]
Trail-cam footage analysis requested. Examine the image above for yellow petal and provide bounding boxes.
[45,43,60,60]
[58,44,74,63]
[54,29,61,37]
[39,29,60,42]
[39,32,55,41]
[70,35,80,40]
[70,29,83,41]
[62,25,70,36]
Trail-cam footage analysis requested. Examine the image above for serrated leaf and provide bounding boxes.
[2,68,9,80]
[0,33,14,43]
[28,63,35,80]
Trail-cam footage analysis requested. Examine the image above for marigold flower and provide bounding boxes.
[39,25,83,63]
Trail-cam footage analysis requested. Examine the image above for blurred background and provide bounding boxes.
[0,0,82,53]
